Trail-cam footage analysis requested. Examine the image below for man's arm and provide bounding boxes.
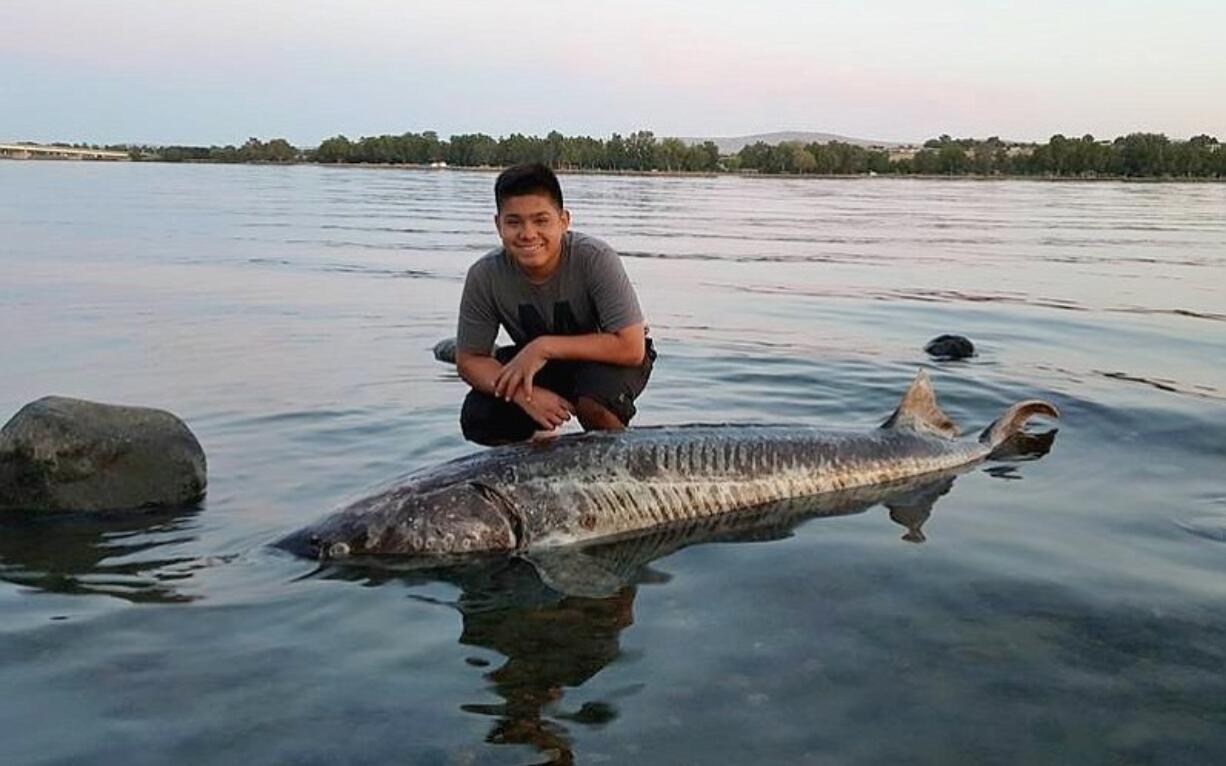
[457,349,574,430]
[491,323,645,402]
[531,323,646,366]
[455,350,505,397]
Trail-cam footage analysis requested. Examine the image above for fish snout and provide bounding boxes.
[271,527,361,562]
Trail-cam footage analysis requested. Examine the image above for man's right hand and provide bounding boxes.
[514,387,574,431]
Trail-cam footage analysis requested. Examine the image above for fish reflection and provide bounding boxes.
[0,507,203,603]
[983,429,1059,480]
[316,455,1067,765]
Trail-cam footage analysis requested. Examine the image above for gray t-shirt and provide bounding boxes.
[457,231,644,353]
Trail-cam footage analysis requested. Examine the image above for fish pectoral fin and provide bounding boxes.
[880,369,960,439]
[520,550,629,599]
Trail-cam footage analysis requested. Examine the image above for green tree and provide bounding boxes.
[264,138,298,162]
[606,133,628,170]
[316,135,353,163]
[737,141,772,171]
[626,130,657,171]
[656,137,688,171]
[684,141,720,172]
[447,133,498,166]
[1111,133,1171,176]
[786,142,816,173]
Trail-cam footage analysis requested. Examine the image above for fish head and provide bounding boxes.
[274,481,520,561]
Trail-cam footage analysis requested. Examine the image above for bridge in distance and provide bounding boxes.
[0,143,128,160]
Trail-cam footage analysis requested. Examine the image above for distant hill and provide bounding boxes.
[679,131,909,154]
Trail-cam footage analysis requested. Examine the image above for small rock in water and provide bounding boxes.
[0,396,206,513]
[924,334,976,360]
[432,337,458,364]
[433,337,508,365]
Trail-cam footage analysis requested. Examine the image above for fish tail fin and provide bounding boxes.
[979,400,1060,454]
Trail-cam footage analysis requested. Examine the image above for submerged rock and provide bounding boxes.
[0,397,206,513]
[433,337,508,365]
[432,337,458,364]
[924,334,976,360]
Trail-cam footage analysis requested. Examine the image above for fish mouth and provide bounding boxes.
[271,528,353,561]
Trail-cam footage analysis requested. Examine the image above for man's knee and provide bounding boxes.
[461,391,535,445]
[460,398,503,446]
[576,396,625,432]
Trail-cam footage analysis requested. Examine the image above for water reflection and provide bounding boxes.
[888,431,1055,541]
[316,460,1068,764]
[458,577,634,765]
[982,429,1058,481]
[0,506,203,603]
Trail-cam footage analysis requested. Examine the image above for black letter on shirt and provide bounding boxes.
[552,301,579,335]
[517,304,548,342]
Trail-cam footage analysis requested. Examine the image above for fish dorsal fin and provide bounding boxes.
[880,370,960,439]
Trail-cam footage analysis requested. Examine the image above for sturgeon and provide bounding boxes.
[276,371,1058,561]
[315,473,966,597]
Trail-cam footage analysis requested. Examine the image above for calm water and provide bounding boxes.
[2,163,1225,765]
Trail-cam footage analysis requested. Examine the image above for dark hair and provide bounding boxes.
[494,163,563,212]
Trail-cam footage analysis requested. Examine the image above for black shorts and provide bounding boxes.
[461,339,655,445]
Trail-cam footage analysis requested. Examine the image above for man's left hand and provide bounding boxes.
[493,339,549,402]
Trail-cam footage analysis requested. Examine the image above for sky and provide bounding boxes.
[3,0,1224,146]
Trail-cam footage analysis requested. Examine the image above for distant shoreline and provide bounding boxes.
[306,163,1226,183]
[284,162,1223,183]
[5,156,1224,182]
[10,129,1223,179]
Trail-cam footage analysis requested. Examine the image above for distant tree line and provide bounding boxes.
[100,131,1226,178]
[118,137,299,163]
[313,130,723,172]
[735,133,1226,178]
[898,133,1225,177]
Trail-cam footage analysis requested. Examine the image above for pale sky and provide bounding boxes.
[3,0,1224,146]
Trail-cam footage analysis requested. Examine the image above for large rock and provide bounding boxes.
[0,397,206,513]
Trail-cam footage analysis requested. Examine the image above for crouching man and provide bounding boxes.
[455,163,654,445]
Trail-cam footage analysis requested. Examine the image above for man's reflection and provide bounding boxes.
[458,573,635,765]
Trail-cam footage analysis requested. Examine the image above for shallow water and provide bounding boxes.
[2,163,1225,764]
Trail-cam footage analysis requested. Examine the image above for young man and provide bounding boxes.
[455,163,654,445]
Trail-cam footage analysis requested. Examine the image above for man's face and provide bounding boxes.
[494,193,571,279]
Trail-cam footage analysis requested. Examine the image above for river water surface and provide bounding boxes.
[2,164,1225,764]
